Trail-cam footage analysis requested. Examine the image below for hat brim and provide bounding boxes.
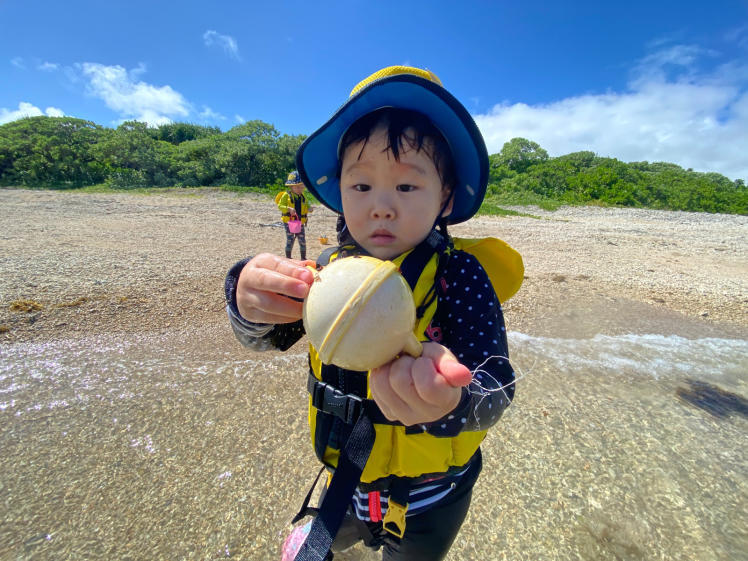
[296,74,488,225]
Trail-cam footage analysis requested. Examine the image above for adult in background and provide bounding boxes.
[277,170,310,260]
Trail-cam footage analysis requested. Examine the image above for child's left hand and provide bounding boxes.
[369,342,472,426]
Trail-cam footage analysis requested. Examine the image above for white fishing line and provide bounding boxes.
[466,354,531,430]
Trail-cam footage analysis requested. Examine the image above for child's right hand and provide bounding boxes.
[236,253,315,324]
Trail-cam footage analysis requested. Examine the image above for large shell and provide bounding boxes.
[302,256,421,371]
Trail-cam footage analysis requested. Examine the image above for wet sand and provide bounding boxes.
[1,189,746,560]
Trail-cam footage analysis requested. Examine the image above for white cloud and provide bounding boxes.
[38,61,59,72]
[203,30,241,61]
[0,102,65,124]
[11,57,25,69]
[199,106,225,120]
[474,44,748,181]
[79,62,190,126]
[234,114,245,124]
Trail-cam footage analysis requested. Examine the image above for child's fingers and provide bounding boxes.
[235,254,314,323]
[370,364,413,422]
[369,367,395,420]
[372,348,471,425]
[411,357,463,412]
[387,356,419,402]
[420,343,472,388]
[243,254,315,291]
[239,256,312,298]
[248,268,310,300]
[238,289,304,324]
[379,358,459,425]
[249,253,314,280]
[437,360,472,388]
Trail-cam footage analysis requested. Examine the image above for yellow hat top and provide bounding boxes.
[350,65,442,97]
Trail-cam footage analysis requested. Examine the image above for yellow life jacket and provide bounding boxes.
[307,236,523,484]
[278,191,309,224]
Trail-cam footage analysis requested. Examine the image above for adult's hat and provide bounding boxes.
[285,170,303,186]
[296,65,488,224]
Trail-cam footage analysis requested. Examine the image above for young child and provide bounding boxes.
[225,66,523,561]
[277,170,309,260]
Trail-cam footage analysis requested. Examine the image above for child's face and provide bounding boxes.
[340,125,452,260]
[291,184,305,195]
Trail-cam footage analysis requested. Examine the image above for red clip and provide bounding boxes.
[368,491,382,523]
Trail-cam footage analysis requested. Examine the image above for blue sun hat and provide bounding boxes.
[296,65,488,225]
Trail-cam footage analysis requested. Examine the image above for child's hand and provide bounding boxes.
[236,253,315,324]
[369,342,472,426]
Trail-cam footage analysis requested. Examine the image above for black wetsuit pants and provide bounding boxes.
[331,451,482,561]
[284,222,306,260]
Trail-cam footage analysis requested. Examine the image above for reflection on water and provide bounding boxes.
[1,328,746,560]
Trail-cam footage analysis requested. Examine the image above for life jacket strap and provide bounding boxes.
[307,373,406,426]
[291,465,326,525]
[397,228,451,319]
[308,375,363,425]
[316,246,338,268]
[295,409,376,561]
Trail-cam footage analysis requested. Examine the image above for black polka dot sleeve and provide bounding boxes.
[422,250,516,437]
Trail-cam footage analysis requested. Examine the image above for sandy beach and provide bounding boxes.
[1,188,746,560]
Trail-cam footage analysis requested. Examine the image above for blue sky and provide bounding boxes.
[2,0,747,180]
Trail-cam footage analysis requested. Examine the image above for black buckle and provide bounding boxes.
[309,379,363,424]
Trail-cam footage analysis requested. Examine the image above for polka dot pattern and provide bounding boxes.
[423,250,515,437]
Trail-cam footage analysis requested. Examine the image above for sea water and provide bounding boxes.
[510,332,747,388]
[1,328,746,560]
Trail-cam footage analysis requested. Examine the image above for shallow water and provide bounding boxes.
[1,326,746,560]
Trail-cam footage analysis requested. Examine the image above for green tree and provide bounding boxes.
[219,121,304,187]
[496,137,549,172]
[0,116,108,186]
[173,136,223,186]
[555,151,597,171]
[150,122,221,145]
[91,121,177,187]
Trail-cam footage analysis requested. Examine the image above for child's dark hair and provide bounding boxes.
[335,107,457,243]
[337,107,457,191]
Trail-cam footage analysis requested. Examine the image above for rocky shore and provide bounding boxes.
[2,188,746,342]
